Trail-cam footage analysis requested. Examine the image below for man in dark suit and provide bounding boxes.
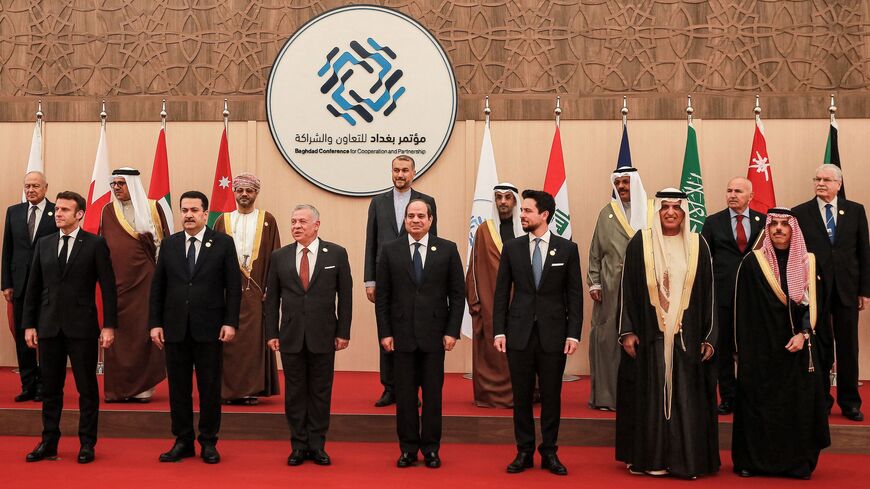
[364,155,437,407]
[149,190,241,463]
[793,164,870,422]
[22,191,117,464]
[376,199,463,469]
[701,177,765,415]
[493,189,582,476]
[265,204,352,467]
[2,171,55,402]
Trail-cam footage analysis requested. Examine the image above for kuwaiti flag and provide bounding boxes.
[746,118,776,213]
[679,120,707,232]
[543,126,572,239]
[83,124,111,234]
[21,119,44,202]
[460,120,500,338]
[148,128,174,233]
[208,128,235,227]
[824,117,845,199]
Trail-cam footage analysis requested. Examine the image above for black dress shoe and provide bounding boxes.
[423,452,441,468]
[159,442,195,462]
[541,453,567,476]
[14,391,35,402]
[717,400,734,415]
[77,445,95,464]
[396,452,417,468]
[25,441,57,462]
[287,449,306,466]
[310,449,331,466]
[200,445,220,464]
[375,390,396,407]
[843,408,864,422]
[506,452,534,473]
[33,386,42,402]
[737,469,754,477]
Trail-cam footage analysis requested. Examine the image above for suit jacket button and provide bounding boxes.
[188,282,192,286]
[185,300,189,304]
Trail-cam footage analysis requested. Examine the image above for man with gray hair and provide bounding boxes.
[793,163,870,422]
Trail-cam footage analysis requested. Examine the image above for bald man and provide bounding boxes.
[700,177,765,414]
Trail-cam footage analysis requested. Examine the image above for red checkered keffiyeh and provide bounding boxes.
[760,210,809,303]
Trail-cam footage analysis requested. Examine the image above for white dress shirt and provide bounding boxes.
[29,198,47,242]
[393,188,412,232]
[408,233,429,267]
[817,196,838,226]
[295,237,320,281]
[57,226,80,260]
[185,227,207,262]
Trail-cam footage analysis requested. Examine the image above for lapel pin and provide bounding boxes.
[839,210,845,215]
[47,211,53,216]
[205,241,212,248]
[608,213,613,219]
[431,245,437,251]
[264,221,269,226]
[549,249,556,256]
[322,247,328,253]
[754,216,760,221]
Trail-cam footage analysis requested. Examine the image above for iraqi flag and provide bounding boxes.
[148,128,174,233]
[746,119,776,213]
[83,124,111,234]
[208,128,235,227]
[543,126,572,239]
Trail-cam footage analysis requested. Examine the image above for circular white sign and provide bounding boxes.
[267,5,457,196]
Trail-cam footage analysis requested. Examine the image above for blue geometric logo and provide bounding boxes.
[317,38,406,126]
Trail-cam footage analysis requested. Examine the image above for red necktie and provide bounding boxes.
[735,214,747,252]
[300,247,310,290]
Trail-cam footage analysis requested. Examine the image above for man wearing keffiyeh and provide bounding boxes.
[732,208,830,479]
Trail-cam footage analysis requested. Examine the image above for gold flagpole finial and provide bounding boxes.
[36,100,43,122]
[484,95,491,125]
[100,99,107,127]
[686,94,694,124]
[223,98,230,131]
[554,96,561,127]
[621,95,628,125]
[161,99,167,130]
[829,93,837,123]
[754,94,761,122]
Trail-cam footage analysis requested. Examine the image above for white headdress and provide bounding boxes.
[111,167,157,236]
[611,167,648,231]
[491,182,523,237]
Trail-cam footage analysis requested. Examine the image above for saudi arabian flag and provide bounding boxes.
[679,121,707,232]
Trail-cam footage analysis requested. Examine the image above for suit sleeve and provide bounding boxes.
[465,226,482,312]
[566,242,583,341]
[264,249,280,341]
[363,198,378,283]
[857,204,870,297]
[700,216,715,257]
[492,244,513,337]
[429,196,438,237]
[445,243,465,339]
[96,237,118,329]
[21,240,43,329]
[223,238,242,328]
[2,209,13,290]
[374,244,392,339]
[336,247,353,340]
[149,240,167,328]
[700,237,717,347]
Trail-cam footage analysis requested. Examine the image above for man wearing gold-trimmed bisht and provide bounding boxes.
[213,173,280,405]
[732,208,830,479]
[615,188,719,479]
[100,167,170,403]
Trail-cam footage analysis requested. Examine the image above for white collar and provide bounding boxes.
[729,207,750,218]
[61,226,80,239]
[29,199,47,212]
[297,237,320,253]
[408,233,429,247]
[817,196,838,208]
[185,227,207,243]
[528,230,551,244]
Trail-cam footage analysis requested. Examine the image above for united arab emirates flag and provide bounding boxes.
[148,128,174,233]
[208,128,236,227]
[679,121,707,232]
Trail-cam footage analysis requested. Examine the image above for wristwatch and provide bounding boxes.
[801,331,810,340]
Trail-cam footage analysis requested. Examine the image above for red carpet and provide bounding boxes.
[0,367,866,425]
[1,437,868,488]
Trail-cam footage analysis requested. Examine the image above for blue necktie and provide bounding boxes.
[532,237,543,289]
[413,242,424,285]
[825,203,837,244]
[187,237,197,274]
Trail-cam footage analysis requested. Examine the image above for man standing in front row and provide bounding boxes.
[493,190,583,476]
[465,183,523,408]
[23,191,118,464]
[365,155,437,407]
[266,204,352,467]
[149,191,241,464]
[616,189,719,479]
[376,199,464,469]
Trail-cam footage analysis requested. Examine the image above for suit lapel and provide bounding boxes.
[36,202,55,238]
[808,199,832,247]
[537,236,557,287]
[520,234,536,289]
[192,228,215,278]
[62,232,85,279]
[419,238,438,286]
[287,242,304,290]
[384,192,400,236]
[308,241,327,288]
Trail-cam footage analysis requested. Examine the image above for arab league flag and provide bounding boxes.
[208,128,236,227]
[460,120,499,338]
[148,128,174,233]
[679,121,707,232]
[824,118,845,199]
[543,126,572,239]
[83,124,112,234]
[22,120,44,202]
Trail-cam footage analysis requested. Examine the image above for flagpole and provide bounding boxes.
[96,99,107,376]
[554,96,561,128]
[161,98,167,131]
[829,93,836,124]
[223,98,230,132]
[754,94,761,123]
[686,94,693,124]
[622,95,628,126]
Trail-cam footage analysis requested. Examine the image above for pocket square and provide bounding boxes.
[551,263,565,267]
[324,265,336,269]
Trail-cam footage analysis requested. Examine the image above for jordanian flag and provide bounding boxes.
[679,121,707,232]
[543,126,572,239]
[208,128,236,227]
[824,118,845,199]
[148,128,174,233]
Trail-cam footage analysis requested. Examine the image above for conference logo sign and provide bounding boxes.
[267,5,457,196]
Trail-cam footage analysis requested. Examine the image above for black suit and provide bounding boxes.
[364,188,437,392]
[2,199,55,395]
[149,228,241,446]
[265,239,352,451]
[375,234,463,454]
[793,197,870,412]
[701,208,764,403]
[492,233,583,455]
[22,228,117,448]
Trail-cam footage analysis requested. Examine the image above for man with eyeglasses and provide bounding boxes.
[793,164,870,422]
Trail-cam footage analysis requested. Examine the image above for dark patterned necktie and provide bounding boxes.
[27,206,37,243]
[413,243,423,285]
[300,247,310,290]
[187,237,197,274]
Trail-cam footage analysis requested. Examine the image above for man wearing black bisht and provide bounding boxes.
[732,208,830,479]
[615,189,719,480]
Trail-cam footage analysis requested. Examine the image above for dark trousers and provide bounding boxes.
[394,349,444,454]
[39,331,99,447]
[165,331,223,446]
[817,292,862,411]
[379,343,394,392]
[280,347,335,451]
[12,296,40,393]
[715,305,736,403]
[506,326,567,455]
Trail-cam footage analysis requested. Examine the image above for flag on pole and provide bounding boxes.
[616,121,632,169]
[746,118,776,213]
[208,128,235,227]
[460,120,500,338]
[83,124,111,234]
[824,117,845,199]
[148,128,174,233]
[543,127,572,238]
[22,120,44,202]
[679,120,707,232]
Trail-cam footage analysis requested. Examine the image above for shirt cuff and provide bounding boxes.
[494,334,505,339]
[364,281,376,288]
[588,284,602,292]
[567,337,579,343]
